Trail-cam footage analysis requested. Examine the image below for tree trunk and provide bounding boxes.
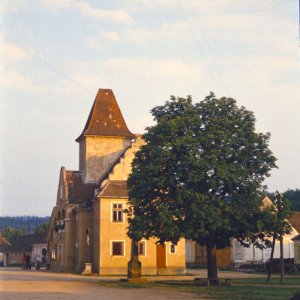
[206,240,218,285]
[279,234,284,284]
[266,235,276,283]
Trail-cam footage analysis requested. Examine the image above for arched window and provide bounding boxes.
[62,209,65,220]
[57,211,61,221]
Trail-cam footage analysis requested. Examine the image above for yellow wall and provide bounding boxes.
[109,136,145,181]
[98,196,186,275]
[79,136,131,182]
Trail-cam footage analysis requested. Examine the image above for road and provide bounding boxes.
[0,267,268,299]
[0,267,199,300]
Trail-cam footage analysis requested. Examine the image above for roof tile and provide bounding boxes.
[76,89,135,141]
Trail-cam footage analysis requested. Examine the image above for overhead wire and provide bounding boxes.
[188,0,231,96]
[176,0,226,97]
[0,32,147,130]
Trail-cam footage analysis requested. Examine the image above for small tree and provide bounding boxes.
[127,93,277,282]
[265,192,292,283]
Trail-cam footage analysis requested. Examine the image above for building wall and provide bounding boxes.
[97,196,186,275]
[32,243,47,263]
[75,210,92,273]
[99,197,130,275]
[108,136,144,181]
[79,136,131,182]
[165,240,186,273]
[233,239,295,263]
[64,209,76,272]
[294,241,300,264]
[6,253,24,266]
[92,199,101,273]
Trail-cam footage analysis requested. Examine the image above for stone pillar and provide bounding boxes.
[128,239,142,279]
[63,213,75,272]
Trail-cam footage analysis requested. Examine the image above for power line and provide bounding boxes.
[0,32,147,129]
[177,0,225,96]
[188,0,230,96]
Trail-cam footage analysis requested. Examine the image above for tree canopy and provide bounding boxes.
[127,93,277,279]
[283,189,300,211]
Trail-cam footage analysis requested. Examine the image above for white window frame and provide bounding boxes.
[111,202,125,223]
[111,240,125,256]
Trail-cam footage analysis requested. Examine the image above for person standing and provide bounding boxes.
[26,254,31,270]
[21,254,26,270]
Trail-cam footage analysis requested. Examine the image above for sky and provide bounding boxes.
[0,0,299,216]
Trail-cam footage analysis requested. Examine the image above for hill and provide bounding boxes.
[0,216,50,233]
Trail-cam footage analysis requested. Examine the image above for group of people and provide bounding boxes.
[21,254,31,270]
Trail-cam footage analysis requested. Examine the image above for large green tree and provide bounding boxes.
[127,93,277,281]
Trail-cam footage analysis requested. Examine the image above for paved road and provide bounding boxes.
[0,267,267,299]
[0,268,200,300]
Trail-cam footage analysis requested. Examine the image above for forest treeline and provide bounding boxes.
[283,189,300,211]
[0,216,50,233]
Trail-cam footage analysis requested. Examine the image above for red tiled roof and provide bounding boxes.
[288,212,300,233]
[76,89,135,142]
[99,180,128,198]
[66,171,97,204]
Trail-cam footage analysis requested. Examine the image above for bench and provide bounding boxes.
[194,278,232,286]
[221,278,232,286]
[194,277,208,286]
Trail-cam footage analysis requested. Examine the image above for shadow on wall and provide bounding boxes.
[86,150,124,182]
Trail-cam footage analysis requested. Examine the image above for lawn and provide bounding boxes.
[154,276,300,300]
[96,275,300,299]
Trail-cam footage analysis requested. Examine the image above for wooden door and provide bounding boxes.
[156,244,166,269]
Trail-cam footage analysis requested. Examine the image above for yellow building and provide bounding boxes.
[48,89,186,275]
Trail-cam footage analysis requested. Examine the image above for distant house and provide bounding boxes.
[0,236,11,266]
[4,233,47,267]
[289,212,300,266]
[185,197,299,268]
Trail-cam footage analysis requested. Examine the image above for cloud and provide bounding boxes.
[0,0,29,14]
[0,68,45,93]
[41,0,133,23]
[87,31,120,48]
[0,40,29,64]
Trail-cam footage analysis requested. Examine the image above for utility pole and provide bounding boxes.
[275,191,284,284]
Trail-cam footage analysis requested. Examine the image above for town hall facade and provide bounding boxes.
[47,89,186,275]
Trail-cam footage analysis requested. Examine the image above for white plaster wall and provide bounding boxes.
[234,240,294,263]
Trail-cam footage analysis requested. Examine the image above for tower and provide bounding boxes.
[76,89,135,182]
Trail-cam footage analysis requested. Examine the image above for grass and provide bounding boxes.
[96,275,300,299]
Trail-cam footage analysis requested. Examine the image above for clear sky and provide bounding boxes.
[0,1,299,216]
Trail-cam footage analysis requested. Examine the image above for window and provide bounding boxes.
[112,203,124,222]
[112,241,124,256]
[170,244,176,254]
[138,241,146,256]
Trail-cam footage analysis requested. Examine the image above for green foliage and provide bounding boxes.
[1,226,27,243]
[0,216,50,233]
[34,223,49,235]
[283,189,300,211]
[127,93,277,248]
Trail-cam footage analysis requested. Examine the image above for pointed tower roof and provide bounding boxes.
[76,89,135,142]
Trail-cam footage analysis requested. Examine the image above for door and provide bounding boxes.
[156,244,166,271]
